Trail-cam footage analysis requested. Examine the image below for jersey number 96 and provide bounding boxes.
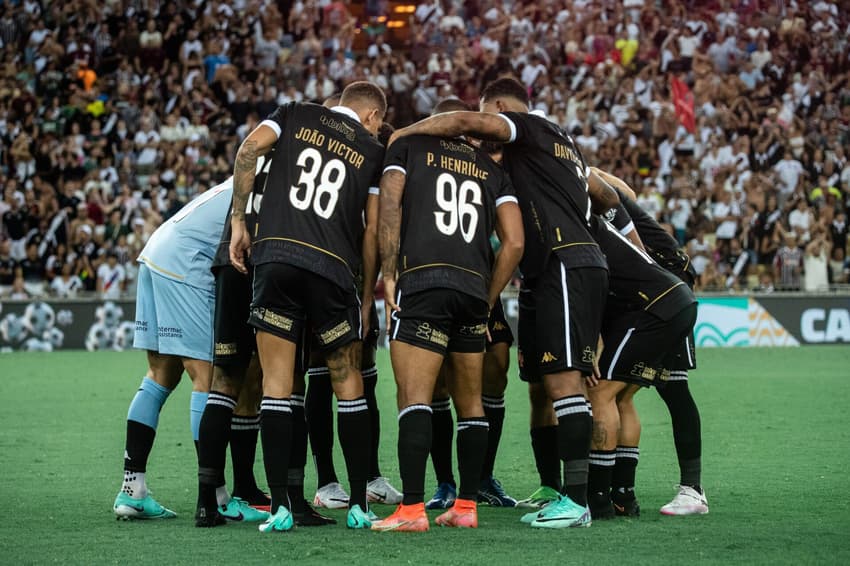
[434,172,482,244]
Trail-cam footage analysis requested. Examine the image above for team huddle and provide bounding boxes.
[112,78,708,533]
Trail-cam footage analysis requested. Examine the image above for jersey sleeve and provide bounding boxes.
[382,137,410,176]
[495,168,518,207]
[607,190,636,235]
[258,102,293,140]
[499,111,543,145]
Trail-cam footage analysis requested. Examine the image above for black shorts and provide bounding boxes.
[487,298,514,347]
[250,263,360,352]
[518,263,608,382]
[390,288,489,355]
[213,265,255,367]
[598,303,698,388]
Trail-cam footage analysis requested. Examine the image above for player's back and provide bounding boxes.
[590,216,695,321]
[385,134,515,302]
[608,189,696,283]
[140,180,233,290]
[252,102,385,288]
[499,112,606,278]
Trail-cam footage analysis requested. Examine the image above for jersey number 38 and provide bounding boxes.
[290,148,347,219]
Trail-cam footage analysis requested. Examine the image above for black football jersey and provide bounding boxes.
[590,216,696,321]
[383,135,517,302]
[499,112,607,278]
[212,151,275,270]
[606,188,696,283]
[251,103,385,288]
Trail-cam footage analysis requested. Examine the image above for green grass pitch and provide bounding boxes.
[1,347,849,565]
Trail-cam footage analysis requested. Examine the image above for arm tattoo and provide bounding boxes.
[232,140,259,220]
[378,171,405,279]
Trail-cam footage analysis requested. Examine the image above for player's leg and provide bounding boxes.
[612,384,641,517]
[658,371,708,515]
[586,378,626,520]
[478,334,516,507]
[372,340,442,532]
[309,273,374,528]
[114,264,184,520]
[229,356,266,507]
[517,382,562,513]
[530,265,606,529]
[249,263,306,533]
[288,361,336,527]
[362,314,403,506]
[426,364,457,509]
[306,358,348,508]
[114,350,182,520]
[437,334,488,529]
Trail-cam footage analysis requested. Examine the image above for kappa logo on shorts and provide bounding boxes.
[582,347,595,364]
[491,321,507,331]
[319,321,352,345]
[630,362,657,381]
[215,342,238,356]
[541,352,558,363]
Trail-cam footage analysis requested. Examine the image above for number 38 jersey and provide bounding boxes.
[252,102,385,288]
[384,134,517,303]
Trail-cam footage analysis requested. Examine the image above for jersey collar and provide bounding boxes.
[330,105,361,123]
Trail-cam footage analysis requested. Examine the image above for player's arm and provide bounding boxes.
[590,167,637,201]
[390,111,513,145]
[378,169,405,322]
[229,123,277,273]
[586,168,620,214]
[360,192,380,338]
[606,198,646,252]
[490,201,524,310]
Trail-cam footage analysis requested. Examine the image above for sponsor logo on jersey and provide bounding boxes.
[215,342,238,356]
[415,322,448,347]
[582,346,595,364]
[459,323,487,336]
[630,362,656,380]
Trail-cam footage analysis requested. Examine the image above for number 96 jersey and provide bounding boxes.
[252,102,385,289]
[385,135,517,303]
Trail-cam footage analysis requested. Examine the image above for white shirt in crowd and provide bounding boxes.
[97,262,126,299]
[51,275,83,298]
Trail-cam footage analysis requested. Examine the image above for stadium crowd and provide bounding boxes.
[1,0,850,300]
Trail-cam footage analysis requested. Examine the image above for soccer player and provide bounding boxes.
[228,82,387,532]
[581,212,698,520]
[113,179,245,520]
[371,98,524,531]
[389,78,619,528]
[195,151,334,528]
[596,170,708,516]
[307,116,402,511]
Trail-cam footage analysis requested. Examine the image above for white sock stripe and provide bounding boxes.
[616,453,640,460]
[337,404,369,413]
[207,397,237,409]
[616,447,640,454]
[431,400,452,411]
[208,392,236,403]
[260,405,292,414]
[231,424,260,431]
[589,458,616,467]
[482,401,505,409]
[457,420,489,430]
[398,404,432,420]
[555,405,591,417]
[290,398,305,408]
[481,395,505,408]
[260,399,291,409]
[362,367,378,378]
[231,415,260,424]
[337,398,368,407]
[553,396,586,408]
[589,451,617,459]
[307,367,330,377]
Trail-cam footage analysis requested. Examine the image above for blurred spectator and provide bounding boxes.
[803,233,830,292]
[97,252,125,299]
[774,234,804,290]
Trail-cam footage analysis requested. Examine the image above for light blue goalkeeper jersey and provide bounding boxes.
[139,178,233,290]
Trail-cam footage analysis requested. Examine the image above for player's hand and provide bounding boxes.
[229,219,251,274]
[383,276,400,330]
